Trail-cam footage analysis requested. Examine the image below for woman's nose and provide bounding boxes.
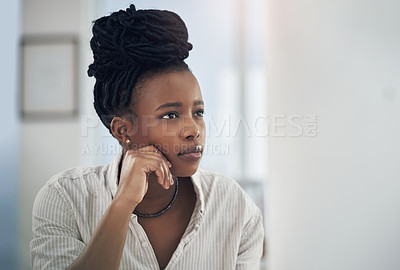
[185,129,200,140]
[180,119,201,140]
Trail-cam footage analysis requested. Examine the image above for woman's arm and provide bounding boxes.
[67,146,173,270]
[66,198,135,270]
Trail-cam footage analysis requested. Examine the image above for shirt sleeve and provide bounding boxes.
[236,208,265,270]
[30,184,86,270]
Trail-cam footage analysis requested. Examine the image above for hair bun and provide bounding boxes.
[126,4,137,14]
[88,5,193,133]
[88,4,192,80]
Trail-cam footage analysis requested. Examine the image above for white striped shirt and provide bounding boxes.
[30,152,264,269]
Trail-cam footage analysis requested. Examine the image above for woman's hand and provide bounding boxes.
[114,145,174,210]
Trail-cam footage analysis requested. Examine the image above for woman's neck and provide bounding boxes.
[134,172,177,214]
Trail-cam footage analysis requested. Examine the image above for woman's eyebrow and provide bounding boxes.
[155,100,204,111]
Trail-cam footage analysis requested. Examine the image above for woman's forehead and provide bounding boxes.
[135,71,203,111]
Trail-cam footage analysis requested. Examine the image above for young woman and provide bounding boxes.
[30,4,264,270]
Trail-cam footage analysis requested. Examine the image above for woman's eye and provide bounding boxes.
[162,112,178,119]
[195,110,204,117]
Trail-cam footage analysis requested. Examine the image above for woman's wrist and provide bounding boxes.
[110,196,138,217]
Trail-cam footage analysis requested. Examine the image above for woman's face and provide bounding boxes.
[127,70,206,177]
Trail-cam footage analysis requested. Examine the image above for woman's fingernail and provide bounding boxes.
[167,162,172,167]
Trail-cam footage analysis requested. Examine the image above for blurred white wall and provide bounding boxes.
[0,1,21,269]
[266,0,400,269]
[18,0,86,269]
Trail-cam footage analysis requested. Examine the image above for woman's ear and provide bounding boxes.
[110,116,134,146]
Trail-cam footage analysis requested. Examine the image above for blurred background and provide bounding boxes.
[1,0,399,270]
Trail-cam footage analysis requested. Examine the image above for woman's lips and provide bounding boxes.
[177,151,202,161]
[177,145,203,161]
[178,145,203,155]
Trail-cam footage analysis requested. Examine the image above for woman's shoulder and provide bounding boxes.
[44,164,107,187]
[36,164,110,205]
[33,164,112,220]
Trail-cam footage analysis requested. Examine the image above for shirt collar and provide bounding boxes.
[189,169,205,216]
[106,151,123,199]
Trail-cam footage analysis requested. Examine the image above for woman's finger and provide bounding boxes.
[126,145,172,190]
[150,158,171,190]
[161,160,171,189]
[146,145,173,189]
[137,154,167,188]
[145,158,167,188]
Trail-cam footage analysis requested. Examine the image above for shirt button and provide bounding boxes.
[141,241,149,248]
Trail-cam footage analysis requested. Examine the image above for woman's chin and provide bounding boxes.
[172,165,199,178]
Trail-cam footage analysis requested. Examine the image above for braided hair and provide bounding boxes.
[87,4,193,133]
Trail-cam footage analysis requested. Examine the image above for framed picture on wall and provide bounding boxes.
[20,36,78,118]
